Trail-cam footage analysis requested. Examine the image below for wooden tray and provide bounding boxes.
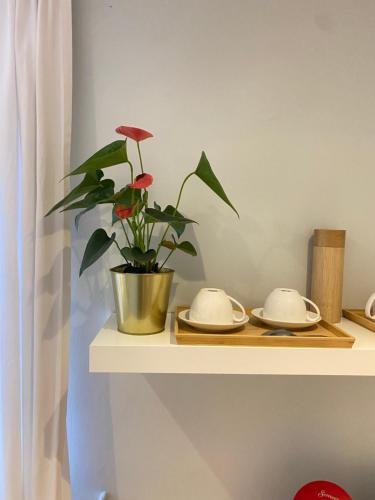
[175,307,355,348]
[343,309,375,333]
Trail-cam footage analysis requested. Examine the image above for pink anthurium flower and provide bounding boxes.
[114,204,135,219]
[115,125,153,142]
[128,173,153,189]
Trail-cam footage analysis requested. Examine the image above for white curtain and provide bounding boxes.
[0,1,72,499]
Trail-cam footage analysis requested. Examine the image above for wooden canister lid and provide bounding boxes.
[313,229,346,248]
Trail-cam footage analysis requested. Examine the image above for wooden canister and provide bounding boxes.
[311,229,346,323]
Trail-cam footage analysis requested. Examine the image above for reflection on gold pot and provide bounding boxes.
[111,266,174,335]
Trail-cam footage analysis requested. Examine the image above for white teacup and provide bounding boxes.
[263,288,321,323]
[189,288,246,324]
[365,292,375,320]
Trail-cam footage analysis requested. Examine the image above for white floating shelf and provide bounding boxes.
[89,314,375,376]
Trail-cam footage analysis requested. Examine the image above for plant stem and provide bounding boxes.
[120,219,132,247]
[127,217,135,235]
[175,172,195,214]
[143,190,150,246]
[136,213,141,249]
[147,223,155,249]
[159,248,175,271]
[153,171,195,264]
[128,160,134,183]
[145,210,149,248]
[114,239,128,263]
[136,143,149,247]
[137,142,144,174]
[142,218,147,247]
[113,202,132,248]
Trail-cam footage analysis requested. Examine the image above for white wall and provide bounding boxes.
[68,1,375,499]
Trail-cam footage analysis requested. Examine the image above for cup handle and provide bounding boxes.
[301,297,321,322]
[227,296,246,322]
[365,292,375,320]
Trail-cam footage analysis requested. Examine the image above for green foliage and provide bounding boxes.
[46,170,104,216]
[161,240,175,250]
[161,238,197,256]
[47,128,239,275]
[121,246,156,265]
[163,205,186,237]
[80,229,116,276]
[175,240,197,256]
[144,207,196,225]
[120,247,134,261]
[111,186,141,207]
[131,247,156,264]
[62,180,115,212]
[194,152,238,216]
[69,140,128,176]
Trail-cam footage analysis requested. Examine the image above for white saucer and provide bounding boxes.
[178,309,249,332]
[251,308,321,329]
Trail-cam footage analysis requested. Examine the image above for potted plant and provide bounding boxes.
[47,125,238,334]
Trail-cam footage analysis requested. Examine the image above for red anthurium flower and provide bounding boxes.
[115,125,153,142]
[128,173,153,189]
[114,204,135,219]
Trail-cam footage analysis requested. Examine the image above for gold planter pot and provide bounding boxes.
[111,266,174,335]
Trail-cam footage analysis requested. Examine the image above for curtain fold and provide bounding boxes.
[0,1,72,499]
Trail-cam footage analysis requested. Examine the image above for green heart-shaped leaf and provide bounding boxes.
[120,246,156,264]
[111,187,141,207]
[163,205,186,237]
[62,180,115,211]
[120,247,134,261]
[161,240,176,250]
[80,229,116,276]
[131,247,156,264]
[161,238,196,256]
[195,151,238,216]
[46,170,104,216]
[144,208,196,225]
[69,140,128,176]
[176,240,197,256]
